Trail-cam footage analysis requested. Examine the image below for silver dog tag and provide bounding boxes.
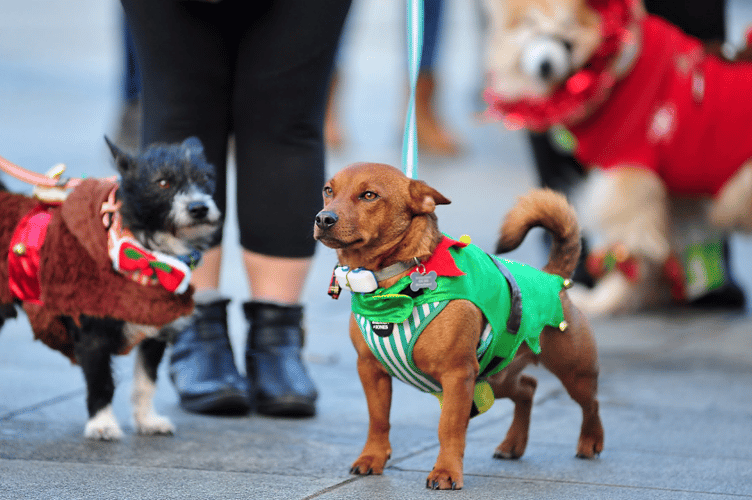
[409,270,438,291]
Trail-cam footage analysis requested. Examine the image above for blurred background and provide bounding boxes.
[2,0,752,307]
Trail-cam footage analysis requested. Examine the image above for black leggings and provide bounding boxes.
[121,0,351,258]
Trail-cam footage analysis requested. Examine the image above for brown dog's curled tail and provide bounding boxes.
[496,189,581,279]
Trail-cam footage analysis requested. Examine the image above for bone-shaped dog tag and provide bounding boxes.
[409,270,438,291]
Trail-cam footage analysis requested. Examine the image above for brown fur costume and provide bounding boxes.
[0,179,194,363]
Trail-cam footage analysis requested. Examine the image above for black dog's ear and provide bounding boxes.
[104,135,131,174]
[182,136,204,151]
[181,136,206,161]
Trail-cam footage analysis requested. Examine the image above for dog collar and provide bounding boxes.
[334,259,419,294]
[328,236,471,298]
[485,0,639,130]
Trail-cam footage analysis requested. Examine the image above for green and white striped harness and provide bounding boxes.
[354,301,495,394]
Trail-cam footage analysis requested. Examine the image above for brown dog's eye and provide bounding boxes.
[158,179,171,189]
[360,191,379,201]
[323,186,333,197]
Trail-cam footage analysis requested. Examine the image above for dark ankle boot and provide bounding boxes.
[244,301,317,417]
[166,298,250,414]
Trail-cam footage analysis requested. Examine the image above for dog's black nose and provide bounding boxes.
[188,201,209,220]
[315,210,338,229]
[539,60,553,80]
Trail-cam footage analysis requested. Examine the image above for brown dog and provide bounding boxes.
[314,162,603,490]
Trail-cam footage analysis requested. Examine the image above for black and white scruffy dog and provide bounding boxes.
[0,136,220,440]
[95,136,221,439]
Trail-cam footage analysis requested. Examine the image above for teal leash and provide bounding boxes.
[402,0,424,180]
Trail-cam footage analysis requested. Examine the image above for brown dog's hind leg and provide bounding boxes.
[486,349,537,459]
[540,302,604,458]
[561,368,604,458]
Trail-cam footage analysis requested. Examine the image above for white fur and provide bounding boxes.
[123,323,159,345]
[139,230,193,256]
[482,0,602,100]
[136,186,220,256]
[577,167,671,263]
[521,36,571,81]
[567,275,638,317]
[84,405,123,441]
[131,352,174,436]
[710,162,752,231]
[570,167,675,316]
[171,187,221,230]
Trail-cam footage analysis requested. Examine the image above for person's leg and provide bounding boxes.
[643,0,726,42]
[114,19,142,151]
[324,41,346,151]
[415,0,461,156]
[121,0,249,413]
[242,253,311,305]
[122,0,232,206]
[232,0,351,416]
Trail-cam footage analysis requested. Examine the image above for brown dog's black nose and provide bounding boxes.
[315,210,338,229]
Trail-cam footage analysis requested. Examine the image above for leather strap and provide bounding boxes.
[373,258,420,283]
[487,254,522,335]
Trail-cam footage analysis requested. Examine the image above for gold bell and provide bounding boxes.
[559,320,568,332]
[563,279,573,289]
[12,243,26,256]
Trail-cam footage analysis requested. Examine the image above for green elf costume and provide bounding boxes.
[341,236,568,417]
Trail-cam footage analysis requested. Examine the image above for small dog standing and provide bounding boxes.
[314,162,603,490]
[483,0,752,315]
[0,136,220,440]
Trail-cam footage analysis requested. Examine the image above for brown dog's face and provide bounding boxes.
[314,163,450,263]
[482,0,602,100]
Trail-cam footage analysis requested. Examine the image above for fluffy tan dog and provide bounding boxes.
[314,162,603,490]
[483,0,752,315]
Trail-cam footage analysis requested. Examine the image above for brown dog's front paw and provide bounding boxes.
[350,453,389,476]
[426,469,463,490]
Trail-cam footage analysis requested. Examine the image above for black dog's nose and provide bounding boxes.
[315,210,338,229]
[188,201,209,219]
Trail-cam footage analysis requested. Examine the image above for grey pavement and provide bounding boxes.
[1,1,751,499]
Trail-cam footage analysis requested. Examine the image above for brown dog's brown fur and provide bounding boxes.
[314,162,603,490]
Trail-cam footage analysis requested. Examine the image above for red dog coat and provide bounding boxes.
[567,15,752,196]
[0,180,194,362]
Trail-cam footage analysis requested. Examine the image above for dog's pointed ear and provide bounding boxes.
[104,135,131,175]
[182,136,206,160]
[409,179,451,214]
